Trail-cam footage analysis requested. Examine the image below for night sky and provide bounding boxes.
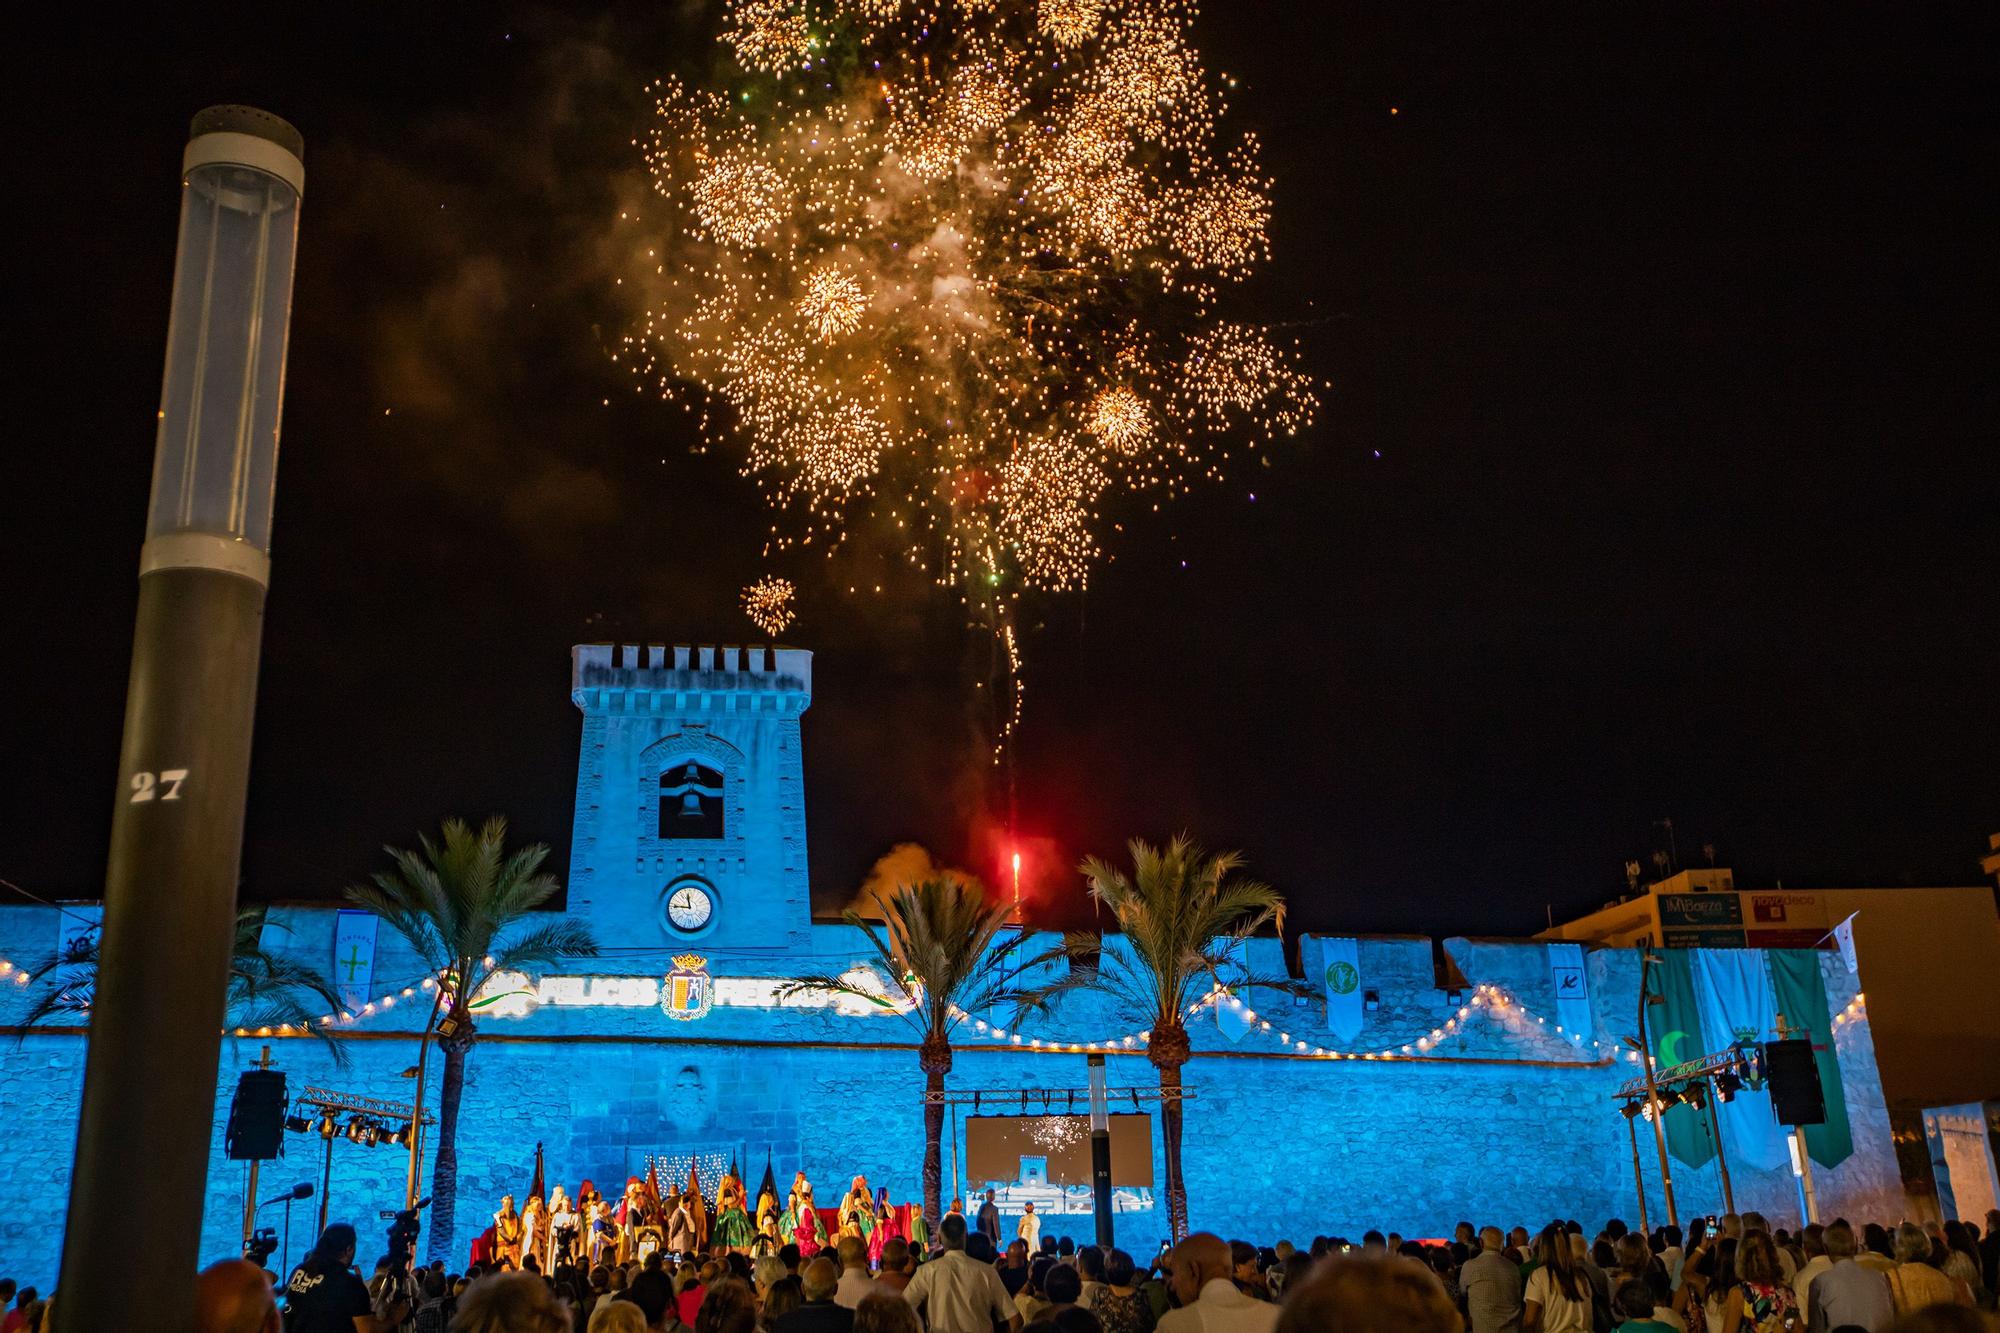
[5,3,1994,937]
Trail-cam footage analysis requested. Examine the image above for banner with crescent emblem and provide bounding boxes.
[1320,937,1363,1041]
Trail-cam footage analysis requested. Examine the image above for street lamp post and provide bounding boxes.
[1086,1054,1113,1248]
[55,105,303,1333]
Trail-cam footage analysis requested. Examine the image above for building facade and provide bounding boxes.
[0,644,1921,1284]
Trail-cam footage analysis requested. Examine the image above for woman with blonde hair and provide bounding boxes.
[1886,1221,1974,1314]
[449,1272,570,1333]
[1717,1231,1799,1333]
[587,1302,647,1333]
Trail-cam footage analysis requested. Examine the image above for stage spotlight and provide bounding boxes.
[1654,1089,1683,1111]
[1681,1083,1707,1113]
[284,1115,311,1134]
[345,1117,371,1144]
[317,1114,338,1139]
[1618,1100,1643,1121]
[1714,1071,1743,1103]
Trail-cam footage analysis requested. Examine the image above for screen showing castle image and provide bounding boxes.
[966,1113,1155,1215]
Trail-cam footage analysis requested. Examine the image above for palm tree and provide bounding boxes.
[24,905,348,1063]
[781,876,1039,1227]
[1020,835,1303,1241]
[346,816,597,1263]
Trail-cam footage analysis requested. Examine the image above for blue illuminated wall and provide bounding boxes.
[0,643,1906,1287]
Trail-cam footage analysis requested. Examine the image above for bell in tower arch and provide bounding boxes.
[675,763,706,826]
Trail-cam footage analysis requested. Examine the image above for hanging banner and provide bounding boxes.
[1547,943,1592,1040]
[1768,950,1854,1168]
[1320,937,1363,1041]
[1651,951,1717,1169]
[1832,913,1860,975]
[333,910,379,1012]
[1692,949,1788,1171]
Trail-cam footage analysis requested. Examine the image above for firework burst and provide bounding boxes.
[742,575,799,636]
[622,0,1319,751]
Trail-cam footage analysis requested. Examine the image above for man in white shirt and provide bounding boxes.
[1017,1202,1042,1251]
[1158,1234,1279,1333]
[1791,1225,1832,1312]
[904,1214,1023,1333]
[833,1236,878,1309]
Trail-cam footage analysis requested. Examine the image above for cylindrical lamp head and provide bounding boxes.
[143,105,304,584]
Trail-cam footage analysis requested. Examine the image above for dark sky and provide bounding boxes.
[4,3,1994,937]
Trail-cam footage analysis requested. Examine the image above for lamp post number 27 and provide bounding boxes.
[129,769,190,802]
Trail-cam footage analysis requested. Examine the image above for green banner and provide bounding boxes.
[1768,949,1854,1167]
[1650,951,1716,1168]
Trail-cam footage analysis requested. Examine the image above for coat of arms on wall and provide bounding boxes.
[664,954,714,1021]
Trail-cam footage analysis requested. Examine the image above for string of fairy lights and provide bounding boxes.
[12,946,1870,1063]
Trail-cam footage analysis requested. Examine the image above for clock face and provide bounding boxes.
[666,884,714,932]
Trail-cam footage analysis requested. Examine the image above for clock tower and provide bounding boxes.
[565,643,813,955]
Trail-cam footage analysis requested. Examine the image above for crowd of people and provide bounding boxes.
[5,1203,1999,1332]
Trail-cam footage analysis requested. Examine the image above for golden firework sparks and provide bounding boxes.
[798,268,867,340]
[741,576,799,636]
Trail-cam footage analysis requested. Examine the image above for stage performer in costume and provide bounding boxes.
[838,1176,876,1242]
[784,1173,827,1257]
[547,1186,577,1266]
[493,1195,525,1267]
[521,1194,546,1270]
[754,1184,782,1256]
[906,1203,930,1256]
[666,1187,696,1256]
[616,1176,649,1263]
[869,1187,903,1266]
[714,1178,755,1253]
[585,1196,614,1266]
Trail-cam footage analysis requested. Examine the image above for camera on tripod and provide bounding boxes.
[382,1195,430,1270]
[244,1227,279,1267]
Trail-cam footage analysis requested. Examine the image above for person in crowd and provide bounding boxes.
[1715,1231,1798,1333]
[284,1223,411,1333]
[1462,1224,1524,1333]
[1885,1222,1973,1315]
[1078,1246,1108,1308]
[775,1259,854,1333]
[999,1240,1034,1296]
[696,1277,760,1333]
[834,1237,877,1309]
[619,1269,681,1332]
[752,1257,789,1302]
[1273,1255,1460,1333]
[1093,1249,1154,1333]
[1158,1233,1278,1333]
[1044,1266,1084,1317]
[875,1239,914,1295]
[196,1258,281,1333]
[1612,1234,1681,1331]
[1225,1243,1267,1304]
[1524,1222,1593,1333]
[1858,1227,1899,1274]
[1019,1258,1059,1324]
[761,1277,804,1333]
[1611,1280,1676,1333]
[1790,1227,1831,1315]
[978,1192,1003,1248]
[1739,1216,1796,1285]
[449,1272,570,1333]
[1807,1221,1895,1333]
[590,1303,648,1333]
[1936,1224,1987,1311]
[903,1213,1022,1333]
[1572,1232,1613,1327]
[852,1291,921,1333]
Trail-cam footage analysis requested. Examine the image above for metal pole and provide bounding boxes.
[1793,1126,1819,1226]
[1087,1054,1114,1248]
[320,1128,336,1235]
[54,106,303,1333]
[406,988,445,1207]
[242,1046,273,1247]
[1626,1115,1650,1234]
[1704,1078,1735,1215]
[1636,951,1680,1227]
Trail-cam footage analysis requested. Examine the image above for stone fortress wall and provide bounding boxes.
[0,642,1905,1283]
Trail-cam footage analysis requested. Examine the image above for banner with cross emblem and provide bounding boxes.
[333,909,379,1012]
